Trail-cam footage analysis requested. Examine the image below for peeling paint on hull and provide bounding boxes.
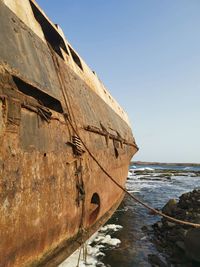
[0,1,138,266]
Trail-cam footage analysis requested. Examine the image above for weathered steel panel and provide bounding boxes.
[0,1,62,100]
[0,1,138,267]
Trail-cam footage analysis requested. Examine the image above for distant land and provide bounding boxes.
[131,161,200,167]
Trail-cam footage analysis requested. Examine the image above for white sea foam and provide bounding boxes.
[184,167,191,170]
[94,234,121,246]
[134,167,155,172]
[100,224,122,233]
[59,224,122,267]
[126,178,170,193]
[128,171,133,177]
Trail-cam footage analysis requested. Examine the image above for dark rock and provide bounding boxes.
[167,233,180,242]
[96,263,105,267]
[166,221,176,228]
[148,254,168,267]
[175,241,185,251]
[162,199,177,216]
[154,222,163,229]
[184,228,200,262]
[141,225,152,232]
[151,189,200,266]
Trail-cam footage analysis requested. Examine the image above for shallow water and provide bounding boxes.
[60,164,200,267]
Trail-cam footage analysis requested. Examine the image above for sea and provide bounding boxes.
[60,163,200,267]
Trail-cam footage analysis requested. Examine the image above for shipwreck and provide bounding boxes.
[0,0,138,266]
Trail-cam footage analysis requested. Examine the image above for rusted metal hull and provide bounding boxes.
[0,1,138,266]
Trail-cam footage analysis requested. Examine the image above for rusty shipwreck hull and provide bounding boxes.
[0,1,138,266]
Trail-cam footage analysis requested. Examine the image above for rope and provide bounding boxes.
[50,41,199,229]
[83,243,88,264]
[66,116,200,228]
[49,48,87,238]
[76,246,82,267]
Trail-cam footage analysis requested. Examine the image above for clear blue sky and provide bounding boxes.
[37,0,200,163]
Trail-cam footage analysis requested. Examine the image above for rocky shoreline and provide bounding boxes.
[132,161,200,167]
[148,189,200,267]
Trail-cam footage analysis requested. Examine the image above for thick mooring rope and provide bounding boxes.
[66,116,200,228]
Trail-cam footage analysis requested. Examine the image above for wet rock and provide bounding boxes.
[166,221,176,228]
[153,222,163,229]
[148,254,167,267]
[175,241,185,251]
[157,222,163,229]
[141,225,152,232]
[162,199,177,216]
[184,228,200,262]
[97,263,107,267]
[151,189,200,266]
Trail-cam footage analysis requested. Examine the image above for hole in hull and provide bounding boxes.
[89,193,100,225]
[13,76,63,113]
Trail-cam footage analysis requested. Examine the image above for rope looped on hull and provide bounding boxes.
[66,116,200,229]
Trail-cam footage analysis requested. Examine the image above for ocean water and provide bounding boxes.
[60,164,200,267]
